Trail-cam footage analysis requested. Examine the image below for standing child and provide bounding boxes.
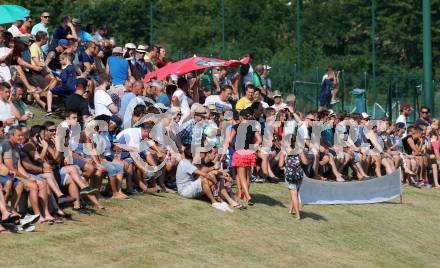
[279,134,308,220]
[46,52,76,115]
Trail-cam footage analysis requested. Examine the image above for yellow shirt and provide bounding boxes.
[29,43,44,66]
[235,97,252,110]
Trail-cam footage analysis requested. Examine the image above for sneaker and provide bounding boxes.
[19,214,40,227]
[220,202,234,213]
[79,186,99,196]
[16,224,36,232]
[330,99,340,105]
[254,177,265,183]
[250,175,257,182]
[24,224,36,232]
[212,202,228,212]
[46,110,53,116]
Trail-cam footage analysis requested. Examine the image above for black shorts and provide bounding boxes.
[25,68,50,89]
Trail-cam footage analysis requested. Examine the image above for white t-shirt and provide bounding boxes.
[271,102,287,112]
[7,25,25,38]
[94,89,114,116]
[176,159,198,192]
[242,64,254,86]
[260,101,269,108]
[204,95,232,111]
[396,114,408,137]
[297,124,310,141]
[172,88,190,123]
[116,127,142,150]
[396,114,407,128]
[0,100,17,132]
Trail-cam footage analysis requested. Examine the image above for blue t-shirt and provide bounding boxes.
[79,51,94,64]
[21,50,31,64]
[60,64,77,91]
[107,56,129,85]
[51,26,69,50]
[119,92,136,119]
[156,93,170,108]
[78,31,93,52]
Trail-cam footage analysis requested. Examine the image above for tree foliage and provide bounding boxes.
[1,0,439,78]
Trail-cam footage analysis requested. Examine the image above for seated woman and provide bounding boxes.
[402,126,423,187]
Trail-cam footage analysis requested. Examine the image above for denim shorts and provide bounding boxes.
[72,158,87,170]
[0,175,22,188]
[101,161,123,177]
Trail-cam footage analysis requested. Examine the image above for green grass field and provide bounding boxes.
[0,183,439,268]
[2,107,439,267]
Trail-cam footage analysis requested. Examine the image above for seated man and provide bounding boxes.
[82,117,127,200]
[20,126,76,210]
[43,120,102,210]
[59,113,106,194]
[195,146,244,210]
[1,126,55,224]
[11,84,33,127]
[176,146,232,212]
[115,123,157,193]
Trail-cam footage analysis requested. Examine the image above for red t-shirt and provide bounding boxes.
[19,27,29,35]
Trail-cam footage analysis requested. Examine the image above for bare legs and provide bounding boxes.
[236,167,251,203]
[288,189,301,220]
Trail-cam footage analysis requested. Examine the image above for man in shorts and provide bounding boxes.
[176,146,231,212]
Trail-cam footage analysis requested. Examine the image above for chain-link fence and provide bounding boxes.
[271,65,439,121]
[162,51,440,120]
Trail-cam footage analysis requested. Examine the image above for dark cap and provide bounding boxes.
[395,122,406,129]
[58,39,69,48]
[76,78,88,88]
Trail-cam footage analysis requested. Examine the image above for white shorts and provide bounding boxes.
[179,178,203,198]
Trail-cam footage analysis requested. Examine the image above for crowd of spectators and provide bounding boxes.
[0,11,438,232]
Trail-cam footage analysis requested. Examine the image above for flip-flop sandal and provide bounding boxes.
[1,214,20,224]
[40,219,54,225]
[52,217,64,224]
[233,204,247,210]
[0,228,12,234]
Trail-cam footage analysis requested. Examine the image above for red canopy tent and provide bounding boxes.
[144,55,250,82]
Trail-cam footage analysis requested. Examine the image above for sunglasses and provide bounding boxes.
[421,111,430,114]
[42,16,50,19]
[47,129,56,132]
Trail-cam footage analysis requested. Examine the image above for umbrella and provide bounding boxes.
[0,5,30,24]
[144,55,250,82]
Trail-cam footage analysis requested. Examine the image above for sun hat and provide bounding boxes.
[124,43,136,49]
[137,45,147,53]
[194,105,207,116]
[112,47,123,54]
[273,90,282,98]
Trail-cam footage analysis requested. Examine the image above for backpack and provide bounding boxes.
[284,154,303,183]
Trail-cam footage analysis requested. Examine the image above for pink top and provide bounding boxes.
[432,140,440,152]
